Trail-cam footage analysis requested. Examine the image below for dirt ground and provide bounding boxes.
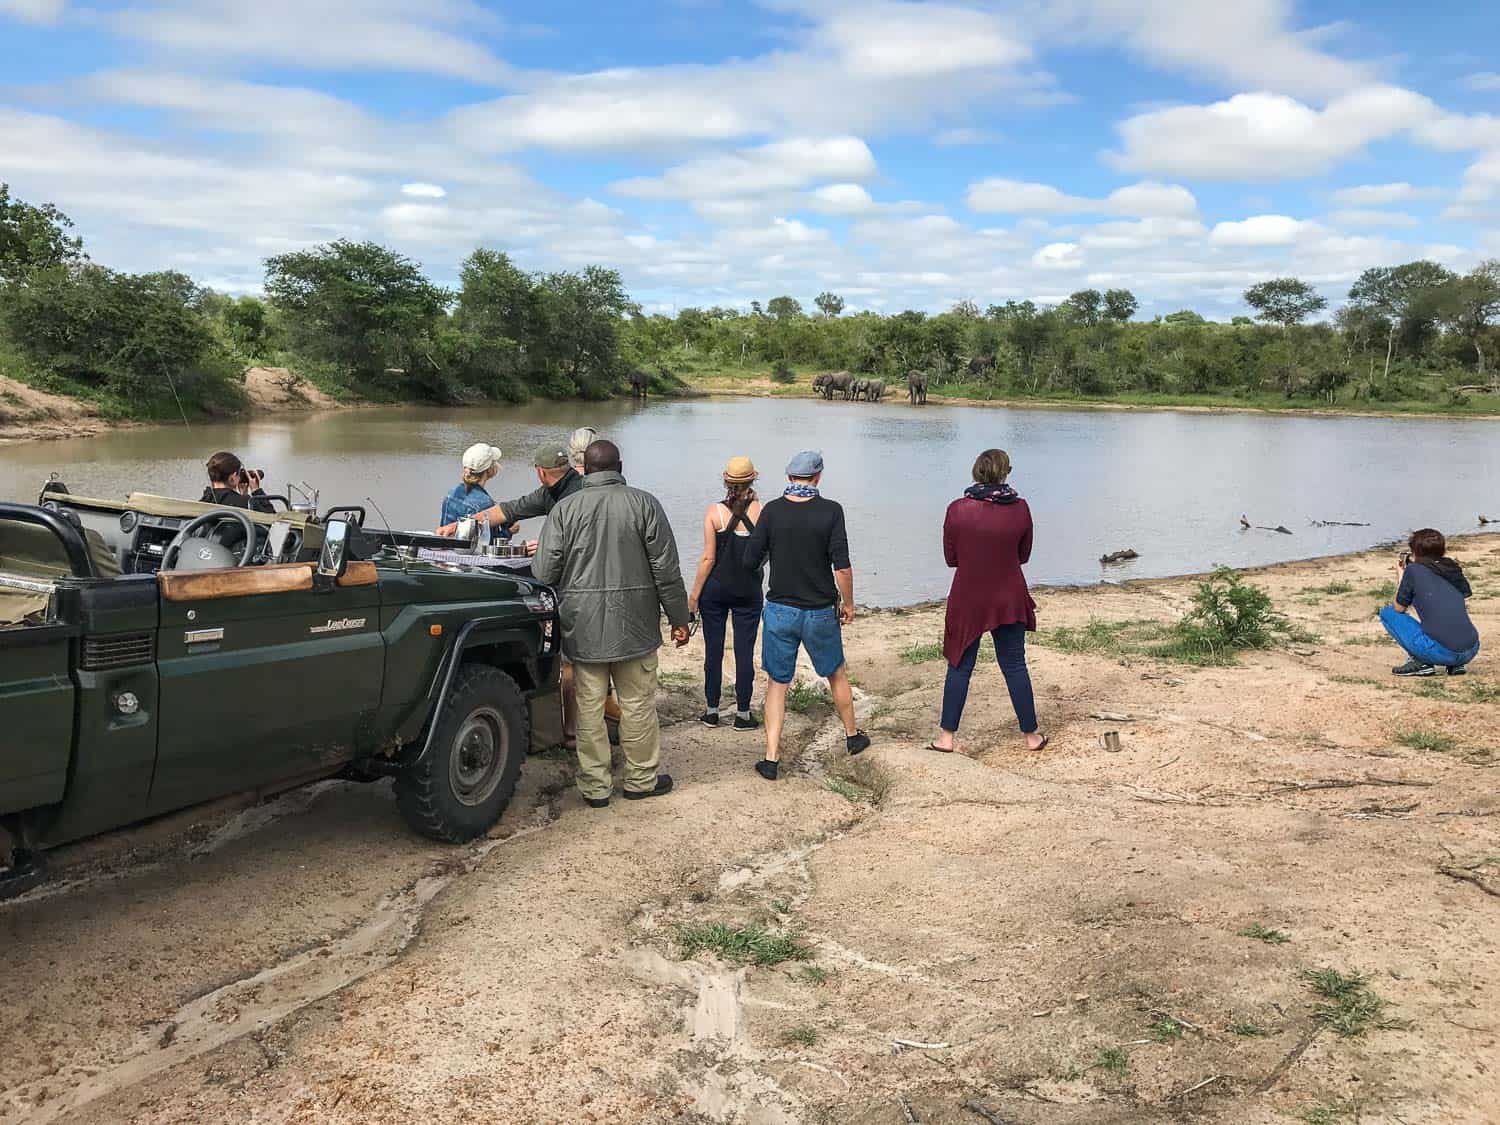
[2,537,1497,1125]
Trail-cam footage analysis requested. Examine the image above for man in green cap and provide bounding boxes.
[436,441,582,543]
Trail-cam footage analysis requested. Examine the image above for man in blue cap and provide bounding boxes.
[743,449,870,780]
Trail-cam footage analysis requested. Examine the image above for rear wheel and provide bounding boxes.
[396,664,528,842]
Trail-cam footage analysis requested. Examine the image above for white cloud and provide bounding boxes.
[401,183,448,198]
[815,2,1030,80]
[808,183,875,215]
[612,137,876,202]
[107,0,510,83]
[1448,150,1500,220]
[1463,73,1500,92]
[966,177,1197,217]
[1080,216,1207,250]
[1033,241,1082,269]
[1040,0,1369,99]
[1109,86,1435,179]
[0,0,64,23]
[1209,214,1319,246]
[1329,208,1418,229]
[1329,182,1441,205]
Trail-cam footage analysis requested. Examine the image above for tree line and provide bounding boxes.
[2,183,1498,422]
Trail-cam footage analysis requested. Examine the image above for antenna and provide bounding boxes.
[365,495,412,572]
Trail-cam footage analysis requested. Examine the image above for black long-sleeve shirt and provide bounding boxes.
[743,496,850,610]
[496,467,583,523]
[201,486,275,515]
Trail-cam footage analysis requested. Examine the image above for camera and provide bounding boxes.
[1400,551,1411,565]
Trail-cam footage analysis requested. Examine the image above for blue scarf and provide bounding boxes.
[784,484,820,499]
[964,483,1019,505]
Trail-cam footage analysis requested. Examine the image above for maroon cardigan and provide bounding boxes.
[942,495,1036,665]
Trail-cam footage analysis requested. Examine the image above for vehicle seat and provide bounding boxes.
[0,520,122,581]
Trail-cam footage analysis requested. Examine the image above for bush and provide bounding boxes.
[1169,567,1287,658]
[771,360,796,384]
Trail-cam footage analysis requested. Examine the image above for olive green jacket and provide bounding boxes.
[532,471,690,663]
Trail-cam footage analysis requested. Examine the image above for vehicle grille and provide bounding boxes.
[81,632,155,671]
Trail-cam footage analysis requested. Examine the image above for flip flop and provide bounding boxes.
[1028,734,1050,752]
[927,742,955,754]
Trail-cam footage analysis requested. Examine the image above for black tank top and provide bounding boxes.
[710,505,764,600]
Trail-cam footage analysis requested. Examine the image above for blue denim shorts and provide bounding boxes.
[761,601,845,684]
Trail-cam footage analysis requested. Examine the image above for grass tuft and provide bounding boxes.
[676,922,813,967]
[1394,726,1456,753]
[1092,1046,1130,1075]
[1238,922,1291,944]
[898,642,944,664]
[1228,1020,1268,1037]
[1149,1018,1185,1043]
[1301,967,1407,1038]
[796,965,832,985]
[823,755,893,806]
[785,680,827,714]
[780,1025,819,1047]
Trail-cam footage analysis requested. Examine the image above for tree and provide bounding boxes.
[0,183,85,284]
[766,295,803,321]
[950,298,981,319]
[1348,260,1455,383]
[1062,289,1103,327]
[1438,261,1500,382]
[1103,288,1137,323]
[264,240,449,384]
[813,291,844,318]
[531,265,632,398]
[1243,277,1326,328]
[1163,309,1206,326]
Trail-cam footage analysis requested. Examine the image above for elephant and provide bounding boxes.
[967,354,996,379]
[628,368,649,398]
[850,378,870,401]
[822,371,853,400]
[866,378,886,402]
[907,369,928,405]
[812,372,830,396]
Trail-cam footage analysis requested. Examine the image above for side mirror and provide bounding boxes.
[318,518,351,579]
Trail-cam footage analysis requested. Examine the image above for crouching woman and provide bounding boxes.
[929,448,1046,754]
[1381,528,1480,677]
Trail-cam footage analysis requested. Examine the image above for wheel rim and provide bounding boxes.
[449,706,508,807]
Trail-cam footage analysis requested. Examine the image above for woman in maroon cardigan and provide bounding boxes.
[930,448,1047,753]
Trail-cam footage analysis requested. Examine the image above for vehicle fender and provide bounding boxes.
[404,616,550,766]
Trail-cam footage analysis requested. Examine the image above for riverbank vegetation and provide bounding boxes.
[3,183,1499,423]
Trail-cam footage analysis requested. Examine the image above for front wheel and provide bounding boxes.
[396,664,528,842]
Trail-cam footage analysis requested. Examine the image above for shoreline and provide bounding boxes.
[687,377,1500,422]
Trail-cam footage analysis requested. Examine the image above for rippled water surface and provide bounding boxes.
[2,397,1496,605]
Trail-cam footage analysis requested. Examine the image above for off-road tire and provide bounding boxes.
[396,664,528,843]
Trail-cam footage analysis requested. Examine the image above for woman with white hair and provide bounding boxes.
[440,443,504,529]
[568,426,598,470]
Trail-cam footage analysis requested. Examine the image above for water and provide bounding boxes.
[2,397,1496,605]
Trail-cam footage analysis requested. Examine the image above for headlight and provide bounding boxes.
[522,589,557,615]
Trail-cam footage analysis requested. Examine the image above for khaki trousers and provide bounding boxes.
[573,653,660,799]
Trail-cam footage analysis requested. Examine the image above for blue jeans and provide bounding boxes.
[700,575,762,711]
[1379,606,1479,668]
[941,625,1037,734]
[761,601,845,684]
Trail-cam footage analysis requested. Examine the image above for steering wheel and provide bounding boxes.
[162,508,259,571]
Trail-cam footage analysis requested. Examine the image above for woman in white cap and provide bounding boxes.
[440,443,503,529]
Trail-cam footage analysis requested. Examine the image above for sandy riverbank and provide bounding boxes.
[0,368,347,445]
[2,537,1498,1124]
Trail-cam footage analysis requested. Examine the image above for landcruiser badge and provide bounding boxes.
[310,617,367,634]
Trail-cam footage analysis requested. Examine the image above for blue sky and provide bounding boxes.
[1,0,1497,318]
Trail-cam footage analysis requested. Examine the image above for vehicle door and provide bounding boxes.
[147,563,384,814]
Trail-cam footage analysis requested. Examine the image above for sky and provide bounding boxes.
[1,0,1497,318]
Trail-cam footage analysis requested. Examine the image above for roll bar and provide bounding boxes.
[0,503,99,578]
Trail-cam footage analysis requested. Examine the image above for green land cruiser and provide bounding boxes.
[0,482,562,898]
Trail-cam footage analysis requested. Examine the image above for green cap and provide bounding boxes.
[532,443,571,470]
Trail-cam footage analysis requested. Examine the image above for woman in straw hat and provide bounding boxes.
[688,456,766,731]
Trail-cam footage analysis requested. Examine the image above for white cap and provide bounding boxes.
[462,443,502,473]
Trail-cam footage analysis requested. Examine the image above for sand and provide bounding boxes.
[2,537,1497,1124]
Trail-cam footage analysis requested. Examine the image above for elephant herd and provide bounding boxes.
[813,370,928,405]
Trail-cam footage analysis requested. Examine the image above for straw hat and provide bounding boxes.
[723,456,757,483]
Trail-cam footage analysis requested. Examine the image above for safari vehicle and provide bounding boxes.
[0,482,562,898]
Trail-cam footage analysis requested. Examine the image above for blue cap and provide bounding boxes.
[786,449,824,478]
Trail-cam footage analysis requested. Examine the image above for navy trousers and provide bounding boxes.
[701,575,763,711]
[940,624,1038,734]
